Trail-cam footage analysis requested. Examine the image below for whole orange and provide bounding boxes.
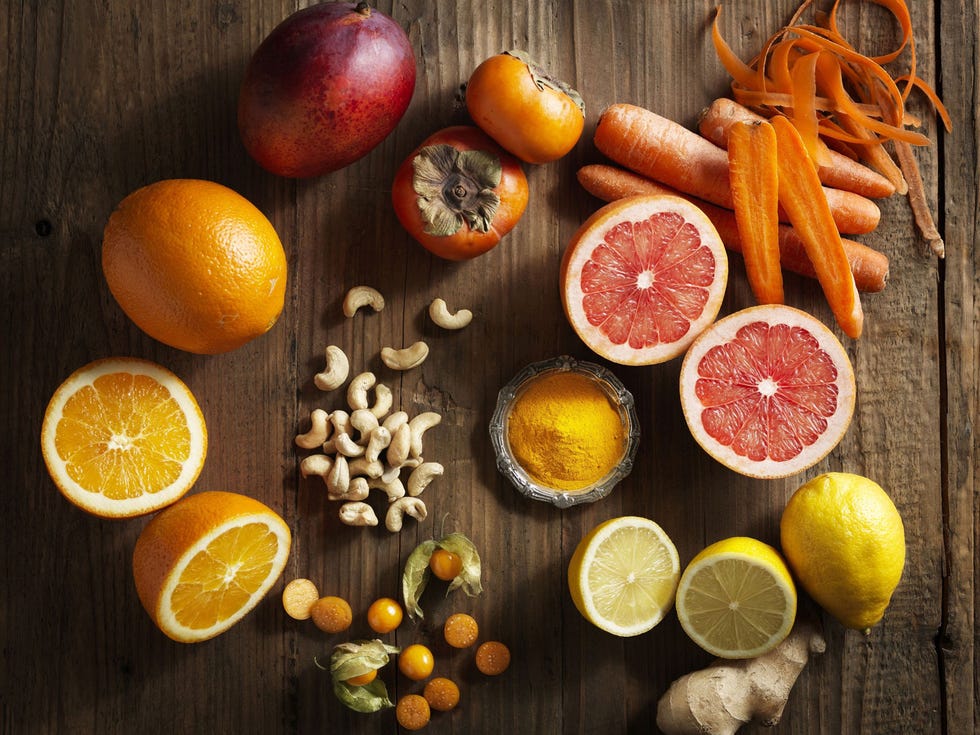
[102,179,287,354]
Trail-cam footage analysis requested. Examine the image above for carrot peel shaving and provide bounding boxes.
[711,0,950,256]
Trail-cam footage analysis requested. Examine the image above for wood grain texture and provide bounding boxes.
[1,1,975,733]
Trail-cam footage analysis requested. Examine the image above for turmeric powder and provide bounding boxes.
[507,370,625,491]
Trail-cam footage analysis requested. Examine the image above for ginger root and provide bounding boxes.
[656,619,826,735]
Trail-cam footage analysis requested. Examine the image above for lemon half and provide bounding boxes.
[675,536,797,659]
[567,516,680,637]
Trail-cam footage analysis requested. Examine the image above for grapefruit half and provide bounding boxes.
[561,195,728,365]
[679,305,855,479]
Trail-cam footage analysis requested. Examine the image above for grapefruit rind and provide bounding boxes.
[679,305,855,479]
[40,357,208,518]
[561,195,728,366]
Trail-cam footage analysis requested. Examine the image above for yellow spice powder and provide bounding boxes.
[507,371,625,491]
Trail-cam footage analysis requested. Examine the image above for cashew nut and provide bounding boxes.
[364,426,391,463]
[347,372,376,411]
[329,475,369,502]
[369,383,393,418]
[381,341,429,371]
[380,457,420,485]
[314,345,350,391]
[429,298,473,330]
[322,410,352,453]
[408,411,442,458]
[333,431,366,458]
[387,422,412,468]
[381,411,409,434]
[385,497,427,532]
[326,454,350,496]
[349,409,380,442]
[345,373,392,418]
[339,501,379,527]
[368,476,406,503]
[299,453,333,479]
[348,457,384,479]
[295,409,331,450]
[407,462,444,496]
[343,285,385,318]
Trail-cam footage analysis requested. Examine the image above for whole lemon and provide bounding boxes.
[780,472,905,632]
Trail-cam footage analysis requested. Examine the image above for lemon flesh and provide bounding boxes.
[676,536,797,659]
[780,472,905,631]
[567,516,680,637]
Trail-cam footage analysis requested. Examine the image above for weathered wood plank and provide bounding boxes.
[937,0,980,733]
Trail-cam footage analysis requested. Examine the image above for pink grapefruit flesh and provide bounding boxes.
[561,195,728,365]
[679,305,856,479]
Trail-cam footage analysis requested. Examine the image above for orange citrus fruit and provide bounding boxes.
[560,194,728,365]
[679,304,856,479]
[102,179,287,354]
[40,357,207,518]
[132,490,291,643]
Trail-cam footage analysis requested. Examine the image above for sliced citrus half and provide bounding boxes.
[567,516,680,637]
[40,357,208,518]
[132,490,291,643]
[561,194,728,365]
[679,304,855,479]
[675,536,797,659]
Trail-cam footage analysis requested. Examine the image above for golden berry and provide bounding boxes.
[398,643,435,681]
[443,612,479,648]
[396,694,431,731]
[475,640,511,675]
[423,677,460,712]
[310,595,352,634]
[366,597,403,634]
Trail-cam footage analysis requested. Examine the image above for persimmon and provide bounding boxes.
[392,125,528,260]
[466,50,585,164]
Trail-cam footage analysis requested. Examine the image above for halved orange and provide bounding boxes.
[679,304,856,478]
[132,491,291,643]
[40,357,207,518]
[561,194,728,365]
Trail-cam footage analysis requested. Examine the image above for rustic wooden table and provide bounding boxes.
[2,1,976,733]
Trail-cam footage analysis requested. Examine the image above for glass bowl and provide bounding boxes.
[489,355,640,508]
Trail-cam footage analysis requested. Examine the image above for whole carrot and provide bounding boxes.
[594,103,881,235]
[697,98,897,199]
[728,120,783,305]
[771,115,863,339]
[576,164,889,293]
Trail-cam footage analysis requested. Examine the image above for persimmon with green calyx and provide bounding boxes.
[402,531,483,620]
[467,50,585,164]
[392,125,529,260]
[321,639,400,713]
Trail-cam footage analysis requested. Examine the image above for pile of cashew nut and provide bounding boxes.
[296,286,474,531]
[297,367,443,532]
